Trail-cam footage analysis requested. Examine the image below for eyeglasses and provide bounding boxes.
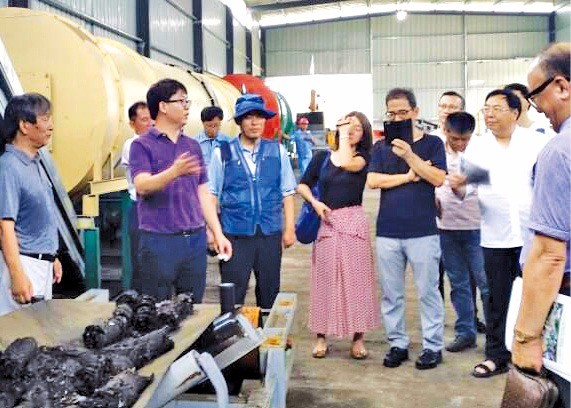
[481,106,511,115]
[438,104,462,111]
[164,98,191,108]
[384,109,412,120]
[525,76,570,110]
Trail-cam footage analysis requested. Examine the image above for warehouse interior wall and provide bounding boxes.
[2,0,259,77]
[555,7,570,42]
[263,12,566,132]
[265,73,373,129]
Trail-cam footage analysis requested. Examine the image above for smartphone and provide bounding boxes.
[383,119,414,145]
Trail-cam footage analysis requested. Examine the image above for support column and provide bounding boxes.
[136,0,150,57]
[226,6,233,74]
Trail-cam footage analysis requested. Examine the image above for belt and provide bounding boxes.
[21,252,56,262]
[175,227,204,236]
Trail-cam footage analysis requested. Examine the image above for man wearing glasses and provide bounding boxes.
[512,42,570,407]
[367,88,447,370]
[129,79,232,302]
[432,91,464,142]
[459,89,548,378]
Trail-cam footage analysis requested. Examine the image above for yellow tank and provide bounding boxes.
[0,8,240,193]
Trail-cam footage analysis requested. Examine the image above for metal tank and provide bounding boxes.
[0,7,241,194]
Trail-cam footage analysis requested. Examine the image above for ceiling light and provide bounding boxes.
[396,10,407,21]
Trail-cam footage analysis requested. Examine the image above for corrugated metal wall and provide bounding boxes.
[265,18,371,76]
[233,18,247,73]
[556,9,570,42]
[266,13,549,124]
[202,0,227,75]
[4,0,258,77]
[149,0,194,68]
[252,25,262,76]
[30,0,138,50]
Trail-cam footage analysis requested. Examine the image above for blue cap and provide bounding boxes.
[234,93,276,122]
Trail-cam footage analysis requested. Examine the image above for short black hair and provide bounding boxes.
[440,91,465,109]
[444,112,475,135]
[201,106,224,122]
[146,79,187,120]
[386,88,417,109]
[1,93,51,152]
[504,83,529,96]
[128,101,148,122]
[485,89,522,119]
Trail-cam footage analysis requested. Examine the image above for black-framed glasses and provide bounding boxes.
[164,98,191,107]
[384,109,412,120]
[525,76,570,109]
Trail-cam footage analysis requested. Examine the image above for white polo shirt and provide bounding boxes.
[121,134,138,201]
[464,126,549,248]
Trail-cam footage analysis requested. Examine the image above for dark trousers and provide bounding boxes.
[548,367,571,408]
[220,230,282,309]
[483,247,522,365]
[139,229,207,302]
[128,201,141,292]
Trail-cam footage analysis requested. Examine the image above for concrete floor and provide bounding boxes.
[203,188,507,408]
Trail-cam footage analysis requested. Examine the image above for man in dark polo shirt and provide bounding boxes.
[0,93,62,316]
[129,79,231,302]
[367,88,447,370]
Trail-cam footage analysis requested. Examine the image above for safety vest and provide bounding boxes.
[219,138,283,236]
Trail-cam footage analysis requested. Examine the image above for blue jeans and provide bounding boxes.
[139,229,207,302]
[439,229,489,341]
[376,235,444,351]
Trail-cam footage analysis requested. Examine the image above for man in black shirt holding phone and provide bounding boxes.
[367,88,447,370]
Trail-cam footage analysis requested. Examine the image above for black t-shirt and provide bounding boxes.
[368,135,447,238]
[300,149,370,210]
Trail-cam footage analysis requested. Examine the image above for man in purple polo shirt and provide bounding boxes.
[129,79,232,302]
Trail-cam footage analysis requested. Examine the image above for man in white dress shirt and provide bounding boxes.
[120,101,151,291]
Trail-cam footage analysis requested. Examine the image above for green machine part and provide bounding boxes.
[276,92,294,135]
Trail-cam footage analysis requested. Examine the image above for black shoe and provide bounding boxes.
[415,349,442,370]
[476,319,486,334]
[445,336,477,352]
[383,347,409,368]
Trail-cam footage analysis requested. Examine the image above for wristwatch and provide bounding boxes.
[514,328,541,344]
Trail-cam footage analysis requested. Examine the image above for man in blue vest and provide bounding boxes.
[208,94,297,308]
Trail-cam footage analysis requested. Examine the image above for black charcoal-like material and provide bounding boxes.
[133,295,157,332]
[83,303,134,349]
[0,338,38,379]
[0,391,16,408]
[78,371,153,408]
[104,327,174,369]
[113,290,139,309]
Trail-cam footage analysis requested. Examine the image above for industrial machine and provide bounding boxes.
[0,7,295,292]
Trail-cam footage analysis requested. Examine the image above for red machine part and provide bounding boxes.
[223,74,280,140]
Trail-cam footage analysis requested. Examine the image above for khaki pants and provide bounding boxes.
[0,253,53,317]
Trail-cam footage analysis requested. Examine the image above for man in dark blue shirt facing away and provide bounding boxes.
[367,87,447,371]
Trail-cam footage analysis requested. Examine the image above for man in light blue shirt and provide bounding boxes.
[290,117,315,177]
[194,106,232,169]
[0,93,62,316]
[511,42,570,408]
[208,94,296,308]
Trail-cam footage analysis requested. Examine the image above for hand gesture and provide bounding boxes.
[512,339,543,373]
[391,139,413,159]
[172,152,201,178]
[282,228,295,249]
[53,258,63,283]
[11,271,33,304]
[406,168,420,183]
[448,173,467,190]
[312,201,331,220]
[213,232,233,260]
